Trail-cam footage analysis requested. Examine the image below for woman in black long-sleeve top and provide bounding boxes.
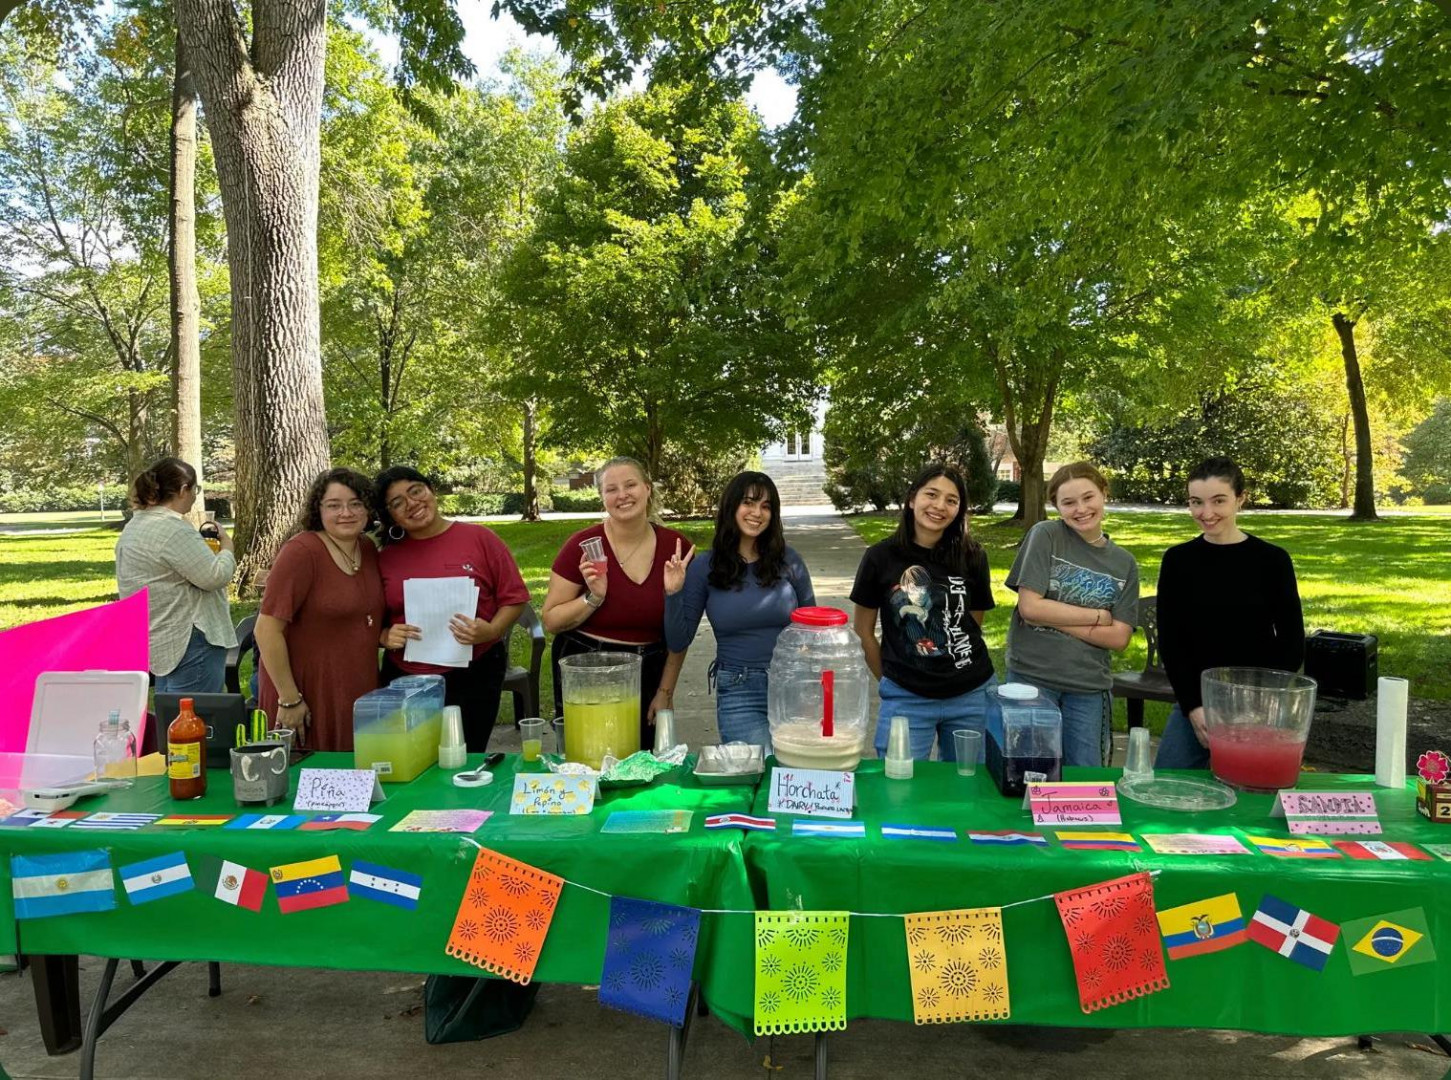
[1153,458,1305,769]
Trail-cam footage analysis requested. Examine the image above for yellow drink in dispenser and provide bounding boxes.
[558,653,642,770]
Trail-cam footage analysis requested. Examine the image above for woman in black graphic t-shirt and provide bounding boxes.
[850,463,997,762]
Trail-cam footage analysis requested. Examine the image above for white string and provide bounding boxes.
[459,837,1162,918]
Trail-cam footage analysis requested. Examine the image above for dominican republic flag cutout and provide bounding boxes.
[1247,895,1339,971]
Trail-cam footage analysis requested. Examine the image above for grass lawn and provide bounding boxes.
[0,517,718,724]
[847,511,1451,726]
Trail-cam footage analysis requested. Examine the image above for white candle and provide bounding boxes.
[1374,676,1409,788]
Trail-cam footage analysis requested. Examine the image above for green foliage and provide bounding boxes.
[0,484,112,514]
[435,492,536,516]
[1088,377,1341,508]
[1401,400,1451,493]
[499,83,816,488]
[549,488,603,512]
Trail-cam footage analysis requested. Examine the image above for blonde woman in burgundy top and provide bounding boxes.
[542,457,692,746]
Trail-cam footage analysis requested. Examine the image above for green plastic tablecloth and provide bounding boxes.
[0,754,760,1032]
[745,762,1451,1037]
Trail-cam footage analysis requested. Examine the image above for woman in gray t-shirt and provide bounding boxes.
[1004,462,1139,767]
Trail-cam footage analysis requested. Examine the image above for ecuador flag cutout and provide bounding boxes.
[1156,893,1249,959]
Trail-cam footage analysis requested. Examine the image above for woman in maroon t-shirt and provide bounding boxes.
[373,466,530,752]
[542,456,691,747]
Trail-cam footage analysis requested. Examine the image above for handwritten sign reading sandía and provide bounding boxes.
[1272,791,1381,836]
[292,768,385,813]
[767,768,855,819]
[1028,781,1122,827]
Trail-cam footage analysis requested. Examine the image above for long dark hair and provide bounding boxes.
[709,471,787,590]
[891,462,981,575]
[372,465,433,545]
[296,468,377,534]
[130,457,196,509]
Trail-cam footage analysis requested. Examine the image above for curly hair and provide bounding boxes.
[295,468,377,534]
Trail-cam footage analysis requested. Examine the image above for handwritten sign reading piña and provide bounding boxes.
[292,768,384,813]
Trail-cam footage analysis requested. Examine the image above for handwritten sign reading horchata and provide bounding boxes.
[292,768,385,813]
[767,768,855,819]
[1028,781,1122,827]
[1272,791,1380,835]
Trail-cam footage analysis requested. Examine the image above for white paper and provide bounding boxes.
[292,768,385,812]
[1374,676,1408,788]
[402,577,479,668]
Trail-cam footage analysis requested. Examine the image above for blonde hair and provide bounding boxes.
[595,456,660,519]
[1047,461,1109,506]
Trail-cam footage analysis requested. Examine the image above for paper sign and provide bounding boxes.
[293,768,385,812]
[1142,833,1252,856]
[767,767,855,819]
[510,774,596,815]
[390,809,493,833]
[1424,844,1451,863]
[600,810,693,834]
[1245,835,1342,858]
[1028,781,1122,826]
[402,577,479,668]
[1272,791,1381,835]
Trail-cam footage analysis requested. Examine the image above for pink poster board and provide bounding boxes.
[0,591,151,752]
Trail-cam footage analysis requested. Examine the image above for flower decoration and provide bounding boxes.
[1417,749,1450,786]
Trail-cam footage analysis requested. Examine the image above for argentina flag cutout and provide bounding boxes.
[10,850,116,919]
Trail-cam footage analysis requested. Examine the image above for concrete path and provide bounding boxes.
[2,515,1445,1078]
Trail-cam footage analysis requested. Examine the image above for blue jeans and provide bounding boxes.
[1005,671,1111,768]
[873,675,999,762]
[1155,705,1211,770]
[713,664,771,753]
[155,626,227,695]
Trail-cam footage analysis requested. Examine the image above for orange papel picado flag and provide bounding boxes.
[446,846,563,984]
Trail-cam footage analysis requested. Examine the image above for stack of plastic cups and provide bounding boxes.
[438,705,467,770]
[884,715,914,779]
[1122,726,1153,781]
[653,709,676,756]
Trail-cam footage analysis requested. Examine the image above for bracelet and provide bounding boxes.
[278,697,304,709]
[658,687,675,697]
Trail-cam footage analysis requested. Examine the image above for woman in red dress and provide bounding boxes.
[255,469,386,751]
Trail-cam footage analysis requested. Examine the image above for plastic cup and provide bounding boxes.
[953,729,982,776]
[884,715,913,779]
[1123,725,1154,779]
[580,536,607,576]
[520,718,548,762]
[653,708,676,755]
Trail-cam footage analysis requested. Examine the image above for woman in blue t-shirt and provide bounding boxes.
[849,463,997,761]
[665,472,815,751]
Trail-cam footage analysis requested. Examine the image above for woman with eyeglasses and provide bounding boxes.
[115,456,237,694]
[253,469,386,751]
[374,466,530,753]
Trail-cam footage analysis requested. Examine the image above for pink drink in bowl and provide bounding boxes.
[1200,667,1318,792]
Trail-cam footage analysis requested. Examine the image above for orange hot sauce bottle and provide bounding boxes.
[167,697,208,800]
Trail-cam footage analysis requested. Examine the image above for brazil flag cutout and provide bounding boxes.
[1342,908,1436,975]
[754,911,849,1036]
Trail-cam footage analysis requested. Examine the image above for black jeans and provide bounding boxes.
[383,644,507,754]
[550,629,666,749]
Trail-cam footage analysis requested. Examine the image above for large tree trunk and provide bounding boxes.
[1338,413,1351,510]
[1331,312,1378,521]
[169,35,205,527]
[176,0,332,591]
[520,397,541,522]
[991,341,1060,527]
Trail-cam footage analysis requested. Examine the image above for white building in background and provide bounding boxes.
[760,399,830,505]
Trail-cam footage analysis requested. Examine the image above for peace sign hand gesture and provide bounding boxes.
[663,538,694,596]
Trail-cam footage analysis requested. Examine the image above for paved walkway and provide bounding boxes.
[2,515,1446,1078]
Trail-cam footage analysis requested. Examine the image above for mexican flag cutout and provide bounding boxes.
[198,856,268,911]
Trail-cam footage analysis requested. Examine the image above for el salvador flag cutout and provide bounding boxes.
[120,852,194,905]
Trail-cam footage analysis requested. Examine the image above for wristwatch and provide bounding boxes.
[584,591,604,610]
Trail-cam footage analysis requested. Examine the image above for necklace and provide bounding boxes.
[320,531,361,574]
[605,522,651,566]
